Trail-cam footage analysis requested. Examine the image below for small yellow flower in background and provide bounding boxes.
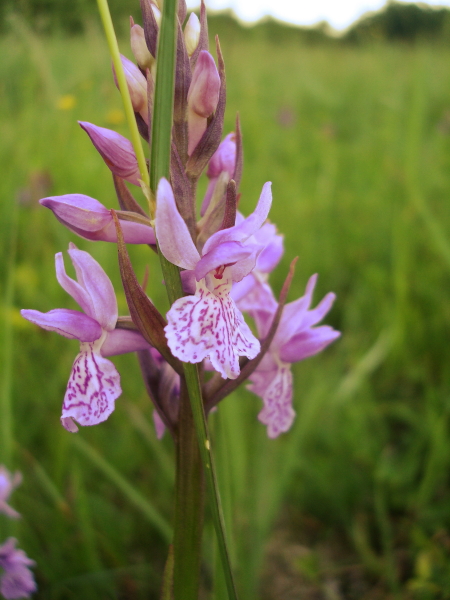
[56,95,77,111]
[105,108,125,125]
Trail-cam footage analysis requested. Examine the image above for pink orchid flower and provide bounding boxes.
[21,244,149,432]
[155,178,273,379]
[0,538,36,599]
[247,276,340,438]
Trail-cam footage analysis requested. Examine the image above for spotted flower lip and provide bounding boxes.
[21,244,150,432]
[0,467,22,520]
[246,275,340,438]
[40,194,156,245]
[155,178,273,379]
[79,121,141,186]
[0,538,36,599]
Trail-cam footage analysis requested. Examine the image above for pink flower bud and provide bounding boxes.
[187,51,220,154]
[184,13,200,56]
[131,23,154,70]
[207,133,236,178]
[113,55,148,123]
[79,121,140,185]
[201,133,236,215]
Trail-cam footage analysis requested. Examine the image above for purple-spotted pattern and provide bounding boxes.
[165,276,259,379]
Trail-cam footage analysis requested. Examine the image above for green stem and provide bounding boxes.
[172,384,205,599]
[96,0,149,187]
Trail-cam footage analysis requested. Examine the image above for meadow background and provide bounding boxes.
[2,2,450,598]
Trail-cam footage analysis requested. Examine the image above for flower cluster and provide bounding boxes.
[21,0,339,438]
[0,467,36,599]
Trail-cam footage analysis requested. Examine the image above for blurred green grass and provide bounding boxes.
[2,13,450,599]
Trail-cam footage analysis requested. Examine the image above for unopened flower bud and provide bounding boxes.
[201,133,236,215]
[184,13,201,56]
[187,51,220,155]
[40,194,155,245]
[79,121,141,185]
[113,55,148,123]
[151,2,162,26]
[131,23,154,70]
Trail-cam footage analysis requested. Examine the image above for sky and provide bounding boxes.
[185,0,450,30]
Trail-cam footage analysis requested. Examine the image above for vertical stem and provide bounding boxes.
[172,384,205,600]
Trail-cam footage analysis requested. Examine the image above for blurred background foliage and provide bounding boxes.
[2,1,450,598]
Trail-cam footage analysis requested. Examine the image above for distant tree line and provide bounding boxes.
[2,0,450,42]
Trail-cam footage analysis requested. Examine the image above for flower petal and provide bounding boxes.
[202,182,272,255]
[249,364,295,438]
[20,309,102,342]
[100,329,151,357]
[165,278,260,379]
[67,245,118,331]
[254,223,284,273]
[61,339,121,429]
[194,241,254,281]
[155,178,200,270]
[279,326,341,363]
[273,274,318,345]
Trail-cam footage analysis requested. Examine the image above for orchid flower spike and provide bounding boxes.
[40,194,155,245]
[21,245,150,432]
[156,178,273,379]
[246,276,340,438]
[0,467,22,520]
[79,122,141,186]
[0,538,36,599]
[187,50,221,155]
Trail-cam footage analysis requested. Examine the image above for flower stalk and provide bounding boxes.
[150,0,238,597]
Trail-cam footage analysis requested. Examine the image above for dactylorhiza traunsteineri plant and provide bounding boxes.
[0,467,37,599]
[21,0,340,595]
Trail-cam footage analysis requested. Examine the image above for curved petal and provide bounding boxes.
[228,244,263,282]
[302,292,337,329]
[194,241,253,281]
[273,274,318,345]
[155,178,200,269]
[20,309,102,342]
[249,364,295,438]
[279,326,340,363]
[255,225,284,273]
[165,278,260,379]
[55,252,94,317]
[61,339,121,429]
[101,329,151,357]
[202,182,272,254]
[67,245,118,331]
